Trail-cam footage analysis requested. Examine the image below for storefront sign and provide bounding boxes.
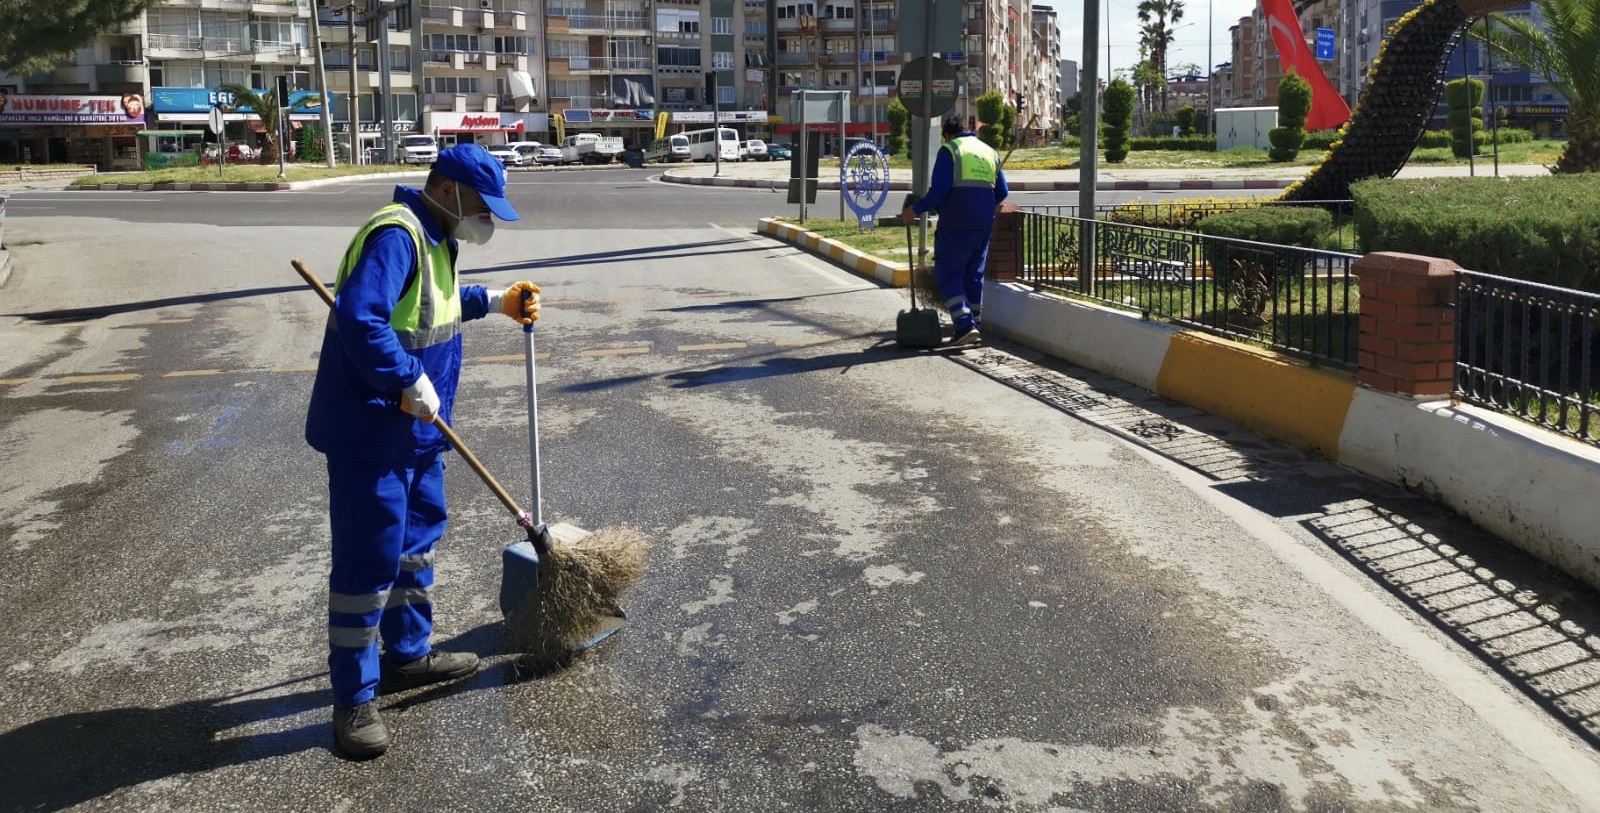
[332,121,418,134]
[149,86,321,114]
[144,151,201,170]
[672,111,770,124]
[590,109,654,121]
[0,93,146,125]
[432,111,548,133]
[1505,104,1567,117]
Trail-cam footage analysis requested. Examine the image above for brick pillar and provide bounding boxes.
[988,203,1022,281]
[1354,252,1460,397]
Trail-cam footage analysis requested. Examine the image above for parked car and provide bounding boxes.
[399,134,438,165]
[739,139,770,161]
[485,143,524,166]
[767,143,792,160]
[532,144,563,165]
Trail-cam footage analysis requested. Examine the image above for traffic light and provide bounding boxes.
[704,72,716,104]
[276,75,290,108]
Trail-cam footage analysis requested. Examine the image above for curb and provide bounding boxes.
[758,217,907,287]
[0,247,10,293]
[666,173,1295,192]
[67,169,431,193]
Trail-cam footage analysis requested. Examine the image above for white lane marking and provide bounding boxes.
[1128,439,1600,801]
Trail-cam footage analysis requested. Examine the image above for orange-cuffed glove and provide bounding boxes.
[491,281,541,325]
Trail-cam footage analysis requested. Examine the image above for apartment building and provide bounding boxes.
[0,0,1070,168]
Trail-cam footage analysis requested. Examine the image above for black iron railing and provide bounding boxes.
[1021,199,1354,229]
[1017,212,1360,368]
[1455,270,1600,446]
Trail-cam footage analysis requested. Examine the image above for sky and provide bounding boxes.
[1035,0,1263,85]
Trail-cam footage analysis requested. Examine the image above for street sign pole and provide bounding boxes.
[838,89,847,221]
[209,105,226,178]
[917,5,934,271]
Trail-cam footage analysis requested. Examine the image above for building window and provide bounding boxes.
[713,51,733,69]
[547,0,585,17]
[712,17,732,35]
[548,38,586,58]
[745,18,766,36]
[657,46,703,67]
[825,4,854,20]
[718,85,734,105]
[494,36,532,55]
[426,34,480,52]
[425,76,481,94]
[548,79,587,98]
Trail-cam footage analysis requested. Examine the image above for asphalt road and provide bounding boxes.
[2,171,1599,812]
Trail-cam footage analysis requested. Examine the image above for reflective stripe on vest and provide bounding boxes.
[333,204,461,350]
[942,136,999,189]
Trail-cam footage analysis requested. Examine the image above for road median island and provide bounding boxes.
[758,217,908,287]
[68,164,425,191]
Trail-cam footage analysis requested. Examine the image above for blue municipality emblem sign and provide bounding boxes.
[1315,28,1336,61]
[840,141,891,229]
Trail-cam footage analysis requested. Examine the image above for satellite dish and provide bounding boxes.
[506,69,535,102]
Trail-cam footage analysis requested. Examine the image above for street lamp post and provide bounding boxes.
[310,3,337,167]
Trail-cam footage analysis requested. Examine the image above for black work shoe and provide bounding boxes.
[333,702,390,759]
[377,649,480,695]
[949,326,982,347]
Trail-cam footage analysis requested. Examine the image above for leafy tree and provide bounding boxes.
[1103,78,1136,163]
[0,0,151,76]
[1137,0,1185,112]
[975,90,1006,151]
[217,83,322,166]
[1268,70,1311,161]
[887,96,908,156]
[1445,78,1486,158]
[1478,0,1600,172]
[998,101,1017,150]
[1175,104,1197,136]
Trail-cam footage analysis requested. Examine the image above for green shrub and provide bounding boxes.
[1175,104,1197,137]
[975,91,1006,151]
[1269,71,1312,162]
[1102,79,1135,163]
[1445,78,1486,158]
[887,97,908,156]
[1351,176,1600,291]
[1193,206,1334,247]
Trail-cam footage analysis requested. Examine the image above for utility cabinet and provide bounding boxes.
[1215,106,1279,151]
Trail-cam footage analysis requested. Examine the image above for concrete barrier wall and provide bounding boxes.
[984,278,1600,590]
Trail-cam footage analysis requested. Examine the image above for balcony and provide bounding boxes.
[864,14,896,33]
[775,52,814,66]
[426,50,485,70]
[819,52,856,66]
[822,17,856,32]
[157,0,307,14]
[96,63,148,86]
[567,14,649,34]
[563,56,652,72]
[965,17,986,35]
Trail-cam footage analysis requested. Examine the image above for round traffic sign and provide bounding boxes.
[208,106,225,135]
[895,57,959,119]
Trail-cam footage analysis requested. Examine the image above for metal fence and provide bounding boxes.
[1455,270,1600,446]
[1017,211,1361,368]
[1021,198,1355,234]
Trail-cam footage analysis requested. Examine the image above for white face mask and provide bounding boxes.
[426,184,495,245]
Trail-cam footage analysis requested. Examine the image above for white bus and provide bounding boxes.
[682,127,741,162]
[644,134,692,163]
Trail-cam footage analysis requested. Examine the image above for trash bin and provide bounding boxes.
[624,149,644,168]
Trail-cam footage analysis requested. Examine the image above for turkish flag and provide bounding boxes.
[1260,0,1351,131]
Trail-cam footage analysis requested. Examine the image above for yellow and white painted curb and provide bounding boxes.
[984,279,1600,590]
[758,217,909,287]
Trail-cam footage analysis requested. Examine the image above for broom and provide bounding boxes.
[290,259,649,671]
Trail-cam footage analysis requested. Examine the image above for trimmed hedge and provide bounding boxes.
[1193,206,1335,247]
[1351,176,1600,291]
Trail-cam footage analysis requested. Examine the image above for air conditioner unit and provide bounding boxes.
[480,0,493,8]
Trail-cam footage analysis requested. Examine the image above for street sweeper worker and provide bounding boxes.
[900,117,1009,347]
[305,143,540,760]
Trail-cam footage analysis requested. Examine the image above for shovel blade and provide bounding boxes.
[896,307,942,348]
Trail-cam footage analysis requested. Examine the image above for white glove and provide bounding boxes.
[400,373,440,423]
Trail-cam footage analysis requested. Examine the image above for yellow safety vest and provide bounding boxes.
[942,135,999,188]
[333,203,461,350]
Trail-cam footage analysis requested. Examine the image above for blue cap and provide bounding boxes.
[433,144,520,222]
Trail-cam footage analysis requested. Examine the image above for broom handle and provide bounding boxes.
[524,308,544,528]
[290,258,539,535]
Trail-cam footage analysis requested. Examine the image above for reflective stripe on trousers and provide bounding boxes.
[933,228,993,329]
[326,454,447,707]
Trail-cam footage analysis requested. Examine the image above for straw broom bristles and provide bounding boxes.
[502,524,651,673]
[905,262,946,317]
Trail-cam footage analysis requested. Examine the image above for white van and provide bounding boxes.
[739,139,769,161]
[399,134,437,165]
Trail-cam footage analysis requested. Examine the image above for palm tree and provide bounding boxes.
[1478,0,1600,173]
[1137,0,1185,113]
[217,83,322,166]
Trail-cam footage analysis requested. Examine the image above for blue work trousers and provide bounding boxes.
[326,454,446,707]
[933,228,993,329]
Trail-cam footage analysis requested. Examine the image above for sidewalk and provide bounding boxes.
[662,157,1553,192]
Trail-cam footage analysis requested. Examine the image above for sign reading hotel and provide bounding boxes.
[0,93,147,125]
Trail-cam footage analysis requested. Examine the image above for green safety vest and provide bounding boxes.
[334,203,461,350]
[942,135,999,188]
